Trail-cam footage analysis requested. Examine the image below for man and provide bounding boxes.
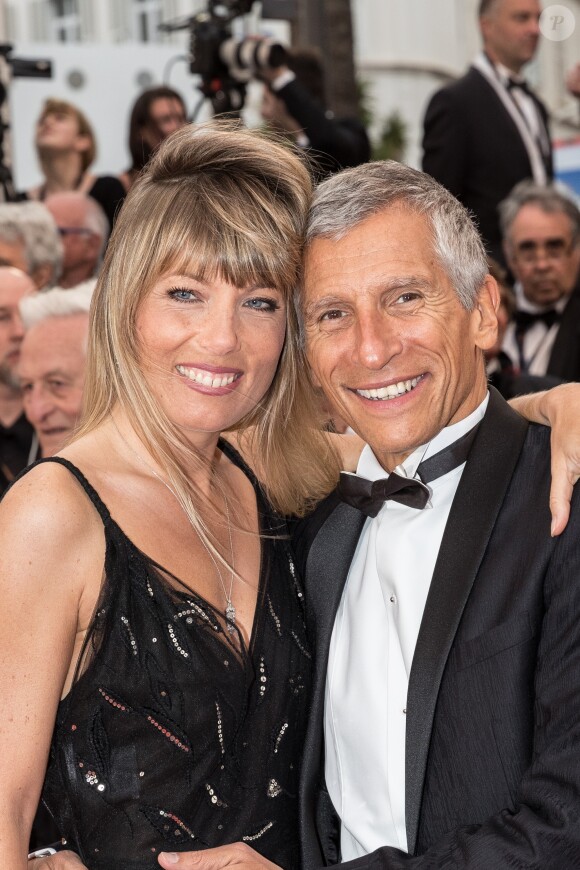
[147,162,580,870]
[0,267,36,494]
[18,282,93,457]
[500,181,580,382]
[422,0,552,264]
[0,201,62,289]
[44,193,107,289]
[260,48,371,182]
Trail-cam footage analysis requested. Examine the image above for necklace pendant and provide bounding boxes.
[225,601,236,632]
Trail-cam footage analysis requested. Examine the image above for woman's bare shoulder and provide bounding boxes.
[0,460,101,556]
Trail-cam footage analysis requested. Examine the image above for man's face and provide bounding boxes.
[481,0,541,72]
[0,267,35,389]
[45,196,101,284]
[18,314,87,456]
[506,204,580,306]
[302,207,498,471]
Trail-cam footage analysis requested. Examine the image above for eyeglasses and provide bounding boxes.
[57,227,94,238]
[513,237,576,264]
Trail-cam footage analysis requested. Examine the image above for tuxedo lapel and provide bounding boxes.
[404,389,529,853]
[299,500,366,860]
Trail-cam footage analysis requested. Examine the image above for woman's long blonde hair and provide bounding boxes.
[76,121,340,522]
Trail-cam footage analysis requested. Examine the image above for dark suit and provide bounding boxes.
[544,290,580,382]
[422,67,553,264]
[293,389,580,868]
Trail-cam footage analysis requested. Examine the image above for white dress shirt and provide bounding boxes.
[502,282,568,375]
[324,395,489,860]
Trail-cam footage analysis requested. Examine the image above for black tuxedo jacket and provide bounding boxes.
[546,290,580,382]
[422,67,553,264]
[293,389,580,868]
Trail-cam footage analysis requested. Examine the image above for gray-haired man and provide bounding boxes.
[158,161,580,868]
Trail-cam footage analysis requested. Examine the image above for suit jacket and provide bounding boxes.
[422,67,553,264]
[293,389,580,868]
[546,290,580,382]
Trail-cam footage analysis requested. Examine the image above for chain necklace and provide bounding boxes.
[114,423,237,633]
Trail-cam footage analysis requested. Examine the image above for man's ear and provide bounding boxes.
[472,274,500,352]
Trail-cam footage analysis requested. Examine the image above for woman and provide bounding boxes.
[118,86,188,192]
[25,98,126,232]
[2,121,339,870]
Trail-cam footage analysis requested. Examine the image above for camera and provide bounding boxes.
[161,0,287,114]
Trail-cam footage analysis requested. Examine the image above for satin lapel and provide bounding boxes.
[299,500,366,847]
[405,389,529,853]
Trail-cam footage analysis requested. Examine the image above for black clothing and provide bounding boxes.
[422,66,553,264]
[294,390,580,868]
[22,176,125,233]
[276,79,371,182]
[0,412,34,494]
[487,350,564,399]
[31,447,310,870]
[86,176,126,232]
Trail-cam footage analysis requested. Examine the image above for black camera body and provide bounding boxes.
[188,0,287,113]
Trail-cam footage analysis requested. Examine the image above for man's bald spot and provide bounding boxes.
[0,266,36,293]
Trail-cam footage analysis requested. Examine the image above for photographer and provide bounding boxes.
[259,47,371,181]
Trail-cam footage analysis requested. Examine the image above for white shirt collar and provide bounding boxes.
[514,280,570,314]
[356,392,490,483]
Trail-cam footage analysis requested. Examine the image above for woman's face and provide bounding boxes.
[36,109,89,156]
[135,270,287,448]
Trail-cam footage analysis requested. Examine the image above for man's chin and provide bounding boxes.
[0,363,20,391]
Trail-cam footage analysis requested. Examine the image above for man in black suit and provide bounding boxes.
[164,161,580,870]
[500,180,580,382]
[422,0,552,265]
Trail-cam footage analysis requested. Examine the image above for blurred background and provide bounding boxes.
[3,0,580,192]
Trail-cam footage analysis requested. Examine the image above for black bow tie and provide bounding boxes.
[338,423,481,518]
[514,308,560,333]
[507,77,533,97]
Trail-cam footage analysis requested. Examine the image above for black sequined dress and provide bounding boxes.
[37,447,310,870]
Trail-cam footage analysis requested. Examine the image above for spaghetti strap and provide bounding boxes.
[30,456,113,526]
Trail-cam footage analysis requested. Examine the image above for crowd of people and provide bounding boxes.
[0,0,580,868]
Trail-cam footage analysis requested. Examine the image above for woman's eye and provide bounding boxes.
[168,287,197,302]
[244,297,280,313]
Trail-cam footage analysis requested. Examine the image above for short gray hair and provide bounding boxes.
[306,160,488,310]
[20,278,94,330]
[45,191,109,259]
[0,201,63,286]
[499,180,580,245]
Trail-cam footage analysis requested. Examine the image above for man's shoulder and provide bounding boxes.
[428,66,491,107]
[291,489,342,574]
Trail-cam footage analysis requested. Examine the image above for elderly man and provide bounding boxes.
[0,267,36,493]
[44,193,107,289]
[136,162,580,870]
[18,282,93,458]
[0,202,62,290]
[422,0,551,265]
[500,181,580,381]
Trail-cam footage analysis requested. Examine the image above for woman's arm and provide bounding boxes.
[0,464,103,869]
[508,384,580,535]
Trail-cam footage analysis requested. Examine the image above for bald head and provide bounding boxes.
[44,192,107,288]
[0,267,36,389]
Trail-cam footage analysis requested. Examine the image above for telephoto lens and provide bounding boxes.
[220,36,288,79]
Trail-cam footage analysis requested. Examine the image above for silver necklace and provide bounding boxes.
[115,424,237,633]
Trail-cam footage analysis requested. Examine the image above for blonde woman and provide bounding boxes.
[2,122,339,870]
